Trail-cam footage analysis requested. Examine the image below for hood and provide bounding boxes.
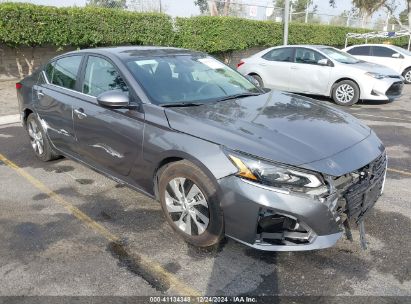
[164,91,373,175]
[349,61,400,75]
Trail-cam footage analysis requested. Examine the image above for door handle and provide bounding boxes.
[259,63,267,66]
[74,108,87,119]
[291,66,298,70]
[37,90,44,99]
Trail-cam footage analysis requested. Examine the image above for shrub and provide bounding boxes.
[0,2,174,47]
[0,3,408,52]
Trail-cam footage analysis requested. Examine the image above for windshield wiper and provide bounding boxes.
[214,92,261,103]
[161,102,204,108]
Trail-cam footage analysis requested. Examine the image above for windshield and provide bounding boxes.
[321,47,360,64]
[389,45,411,56]
[125,55,260,105]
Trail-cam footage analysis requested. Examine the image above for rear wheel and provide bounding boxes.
[25,113,60,161]
[158,160,224,248]
[250,74,264,88]
[402,68,411,84]
[332,80,360,106]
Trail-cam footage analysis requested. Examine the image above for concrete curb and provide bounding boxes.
[0,114,20,126]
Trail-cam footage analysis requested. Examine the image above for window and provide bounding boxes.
[372,46,396,57]
[262,48,294,62]
[125,55,259,105]
[347,46,371,56]
[52,56,82,90]
[44,62,55,83]
[295,48,326,65]
[83,56,128,97]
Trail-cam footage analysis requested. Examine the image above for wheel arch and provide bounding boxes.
[401,66,411,75]
[330,77,361,97]
[152,151,223,201]
[22,107,34,126]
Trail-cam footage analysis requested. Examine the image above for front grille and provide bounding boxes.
[386,81,404,97]
[342,152,387,223]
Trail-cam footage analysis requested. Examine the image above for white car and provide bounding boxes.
[343,44,411,84]
[237,45,404,106]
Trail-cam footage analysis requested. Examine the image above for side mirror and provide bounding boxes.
[97,90,129,108]
[245,75,262,88]
[317,58,329,66]
[392,53,402,59]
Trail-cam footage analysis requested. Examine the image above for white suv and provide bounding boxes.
[343,44,411,84]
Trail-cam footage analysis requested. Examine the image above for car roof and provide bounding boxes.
[346,44,397,47]
[272,45,332,49]
[61,46,203,60]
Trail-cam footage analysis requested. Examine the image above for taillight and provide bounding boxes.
[16,83,22,89]
[237,61,245,68]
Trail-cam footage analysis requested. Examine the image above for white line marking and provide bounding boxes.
[0,114,20,125]
[353,113,410,122]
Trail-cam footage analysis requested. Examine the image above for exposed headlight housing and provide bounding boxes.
[365,72,386,79]
[227,152,329,197]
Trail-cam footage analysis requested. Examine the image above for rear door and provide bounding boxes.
[72,54,144,177]
[289,48,332,95]
[370,46,403,73]
[33,55,83,153]
[346,45,373,62]
[258,47,295,91]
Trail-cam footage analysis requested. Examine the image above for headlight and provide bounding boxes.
[228,152,328,196]
[365,72,386,79]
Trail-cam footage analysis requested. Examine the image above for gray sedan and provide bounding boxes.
[16,46,386,251]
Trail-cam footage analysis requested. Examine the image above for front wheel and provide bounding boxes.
[158,160,224,248]
[402,68,411,84]
[332,80,360,106]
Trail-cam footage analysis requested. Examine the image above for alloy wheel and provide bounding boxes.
[405,70,411,83]
[335,84,355,104]
[28,119,44,155]
[165,177,210,236]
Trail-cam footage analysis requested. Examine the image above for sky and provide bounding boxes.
[5,0,406,18]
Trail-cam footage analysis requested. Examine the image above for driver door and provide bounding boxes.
[72,54,145,177]
[289,48,332,95]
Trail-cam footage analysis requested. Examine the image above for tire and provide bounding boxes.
[158,160,224,248]
[25,113,60,162]
[332,80,360,106]
[250,74,264,88]
[402,67,411,84]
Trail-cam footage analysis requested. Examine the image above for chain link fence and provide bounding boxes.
[0,0,403,31]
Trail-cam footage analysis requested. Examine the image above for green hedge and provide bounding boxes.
[0,3,174,47]
[0,2,408,52]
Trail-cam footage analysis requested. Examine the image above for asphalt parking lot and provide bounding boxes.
[0,81,410,300]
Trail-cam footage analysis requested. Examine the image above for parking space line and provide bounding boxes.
[353,113,411,122]
[0,153,201,296]
[0,114,20,126]
[388,168,411,177]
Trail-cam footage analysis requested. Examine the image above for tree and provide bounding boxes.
[194,0,231,16]
[274,0,317,22]
[87,0,126,9]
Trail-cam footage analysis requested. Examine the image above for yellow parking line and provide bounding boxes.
[387,168,411,177]
[0,153,201,296]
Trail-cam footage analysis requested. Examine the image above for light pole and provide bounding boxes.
[283,0,290,45]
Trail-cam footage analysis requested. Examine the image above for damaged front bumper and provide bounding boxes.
[218,151,387,251]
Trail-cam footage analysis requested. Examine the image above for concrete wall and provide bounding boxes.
[0,45,76,81]
[0,44,266,81]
